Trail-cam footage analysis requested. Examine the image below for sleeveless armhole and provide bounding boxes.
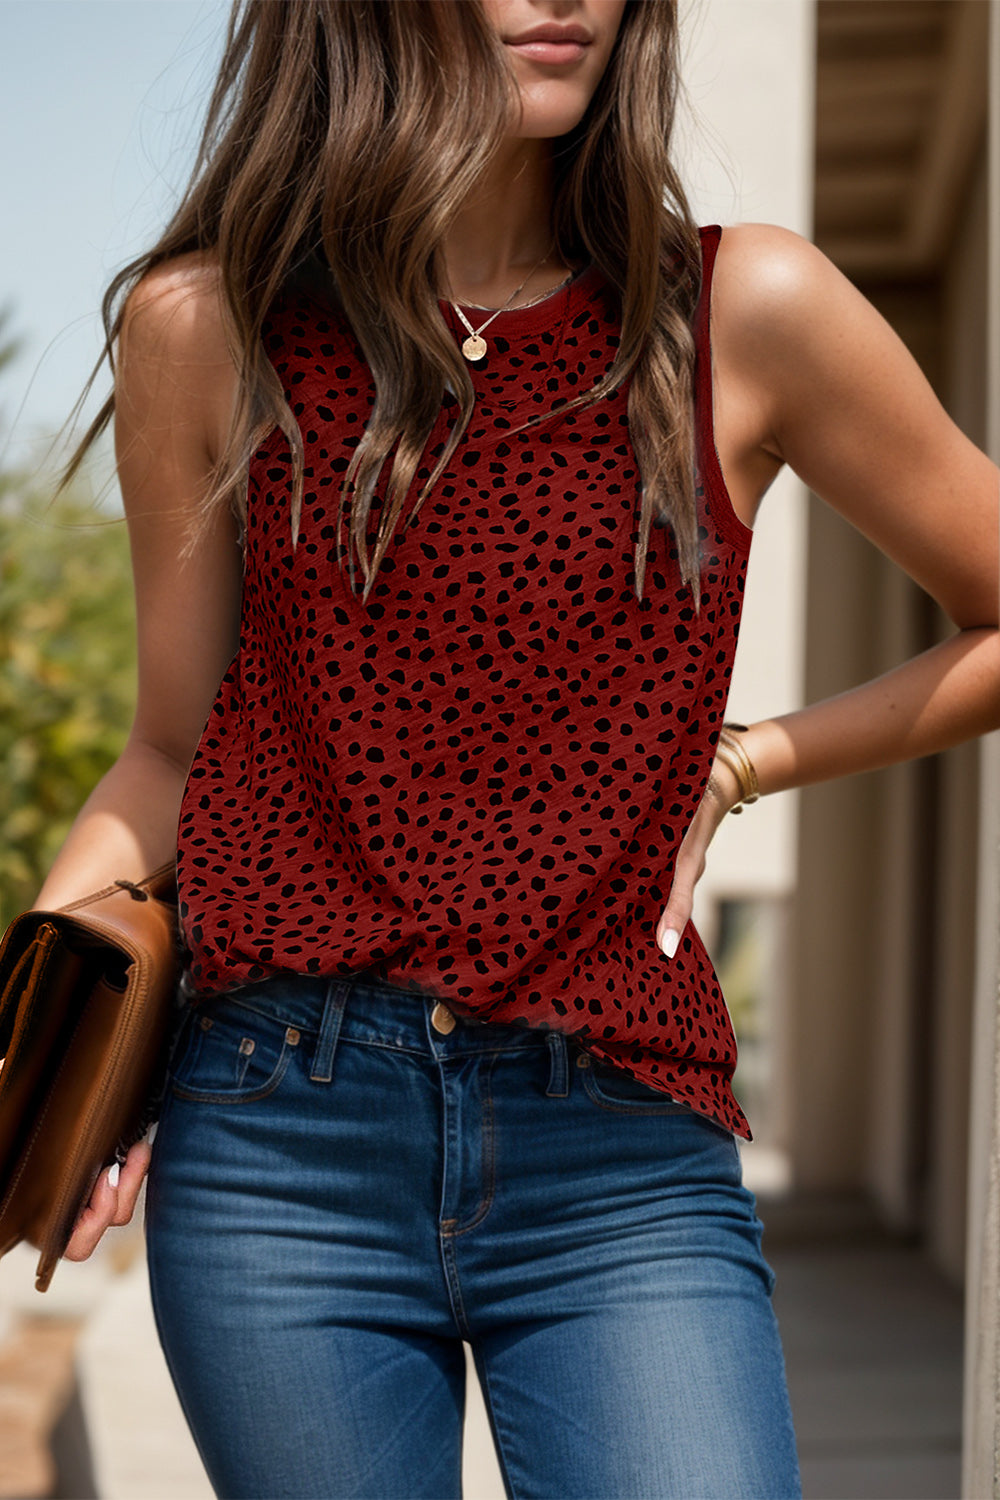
[695,225,754,554]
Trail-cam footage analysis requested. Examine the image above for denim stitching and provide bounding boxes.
[166,1012,204,1083]
[447,1053,498,1238]
[171,1034,296,1104]
[194,996,543,1063]
[544,1030,570,1096]
[581,1065,694,1115]
[309,977,349,1082]
[437,1235,473,1340]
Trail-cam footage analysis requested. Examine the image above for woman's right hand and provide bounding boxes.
[62,1136,153,1262]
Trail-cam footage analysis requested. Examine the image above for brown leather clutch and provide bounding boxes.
[0,862,182,1291]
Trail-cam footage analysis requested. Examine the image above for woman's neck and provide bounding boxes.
[438,136,575,305]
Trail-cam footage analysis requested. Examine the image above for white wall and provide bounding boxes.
[675,0,816,908]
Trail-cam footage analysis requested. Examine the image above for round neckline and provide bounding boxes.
[437,260,606,339]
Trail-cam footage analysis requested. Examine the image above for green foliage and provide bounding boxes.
[0,486,136,927]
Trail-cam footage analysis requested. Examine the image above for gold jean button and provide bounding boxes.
[430,1001,457,1035]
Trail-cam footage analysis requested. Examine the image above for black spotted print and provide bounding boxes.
[176,225,757,1139]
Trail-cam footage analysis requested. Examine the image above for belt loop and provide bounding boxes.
[544,1030,570,1097]
[310,977,350,1083]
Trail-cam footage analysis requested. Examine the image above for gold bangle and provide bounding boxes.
[719,725,759,803]
[714,723,760,814]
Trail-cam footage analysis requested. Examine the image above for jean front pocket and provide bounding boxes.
[170,996,302,1104]
[577,1052,694,1115]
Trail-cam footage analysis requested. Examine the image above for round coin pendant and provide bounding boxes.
[461,334,487,361]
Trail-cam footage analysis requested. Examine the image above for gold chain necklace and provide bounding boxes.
[459,268,576,314]
[447,243,556,362]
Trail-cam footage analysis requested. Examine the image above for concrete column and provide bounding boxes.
[929,147,989,1283]
[678,0,814,909]
[961,4,1000,1493]
[677,0,815,1167]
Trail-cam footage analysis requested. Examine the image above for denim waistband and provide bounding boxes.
[193,971,577,1096]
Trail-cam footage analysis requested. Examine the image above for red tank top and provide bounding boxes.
[176,224,756,1138]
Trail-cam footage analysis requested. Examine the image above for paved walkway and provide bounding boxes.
[770,1241,963,1500]
[0,1201,965,1499]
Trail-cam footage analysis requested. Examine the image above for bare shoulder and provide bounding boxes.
[121,247,230,356]
[693,223,836,514]
[119,249,234,386]
[707,219,926,454]
[709,222,853,354]
[712,220,821,276]
[117,248,238,464]
[707,222,998,628]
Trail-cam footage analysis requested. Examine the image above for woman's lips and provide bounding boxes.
[506,39,589,63]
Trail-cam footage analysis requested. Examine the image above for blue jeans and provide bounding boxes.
[145,972,801,1500]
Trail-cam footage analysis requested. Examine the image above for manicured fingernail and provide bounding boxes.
[107,1162,120,1188]
[660,928,680,959]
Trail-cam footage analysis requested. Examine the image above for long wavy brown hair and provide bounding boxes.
[55,0,704,603]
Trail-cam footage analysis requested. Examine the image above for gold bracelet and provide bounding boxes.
[713,722,760,814]
[718,724,759,808]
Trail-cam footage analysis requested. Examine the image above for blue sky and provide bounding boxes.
[1,0,230,480]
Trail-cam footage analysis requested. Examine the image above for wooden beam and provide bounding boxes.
[817,102,927,158]
[905,0,989,266]
[816,166,912,217]
[817,52,940,109]
[817,1,947,47]
[815,232,911,277]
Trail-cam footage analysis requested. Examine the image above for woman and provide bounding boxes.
[35,1,998,1497]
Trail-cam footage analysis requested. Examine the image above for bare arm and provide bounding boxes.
[658,222,999,952]
[31,251,243,1257]
[722,223,998,793]
[743,632,997,799]
[34,252,243,908]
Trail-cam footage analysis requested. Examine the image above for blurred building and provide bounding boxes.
[683,0,999,1491]
[686,0,992,1261]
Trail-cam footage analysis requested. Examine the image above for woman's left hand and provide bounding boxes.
[62,1136,153,1263]
[655,758,742,959]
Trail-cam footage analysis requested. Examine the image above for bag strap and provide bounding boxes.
[55,860,177,916]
